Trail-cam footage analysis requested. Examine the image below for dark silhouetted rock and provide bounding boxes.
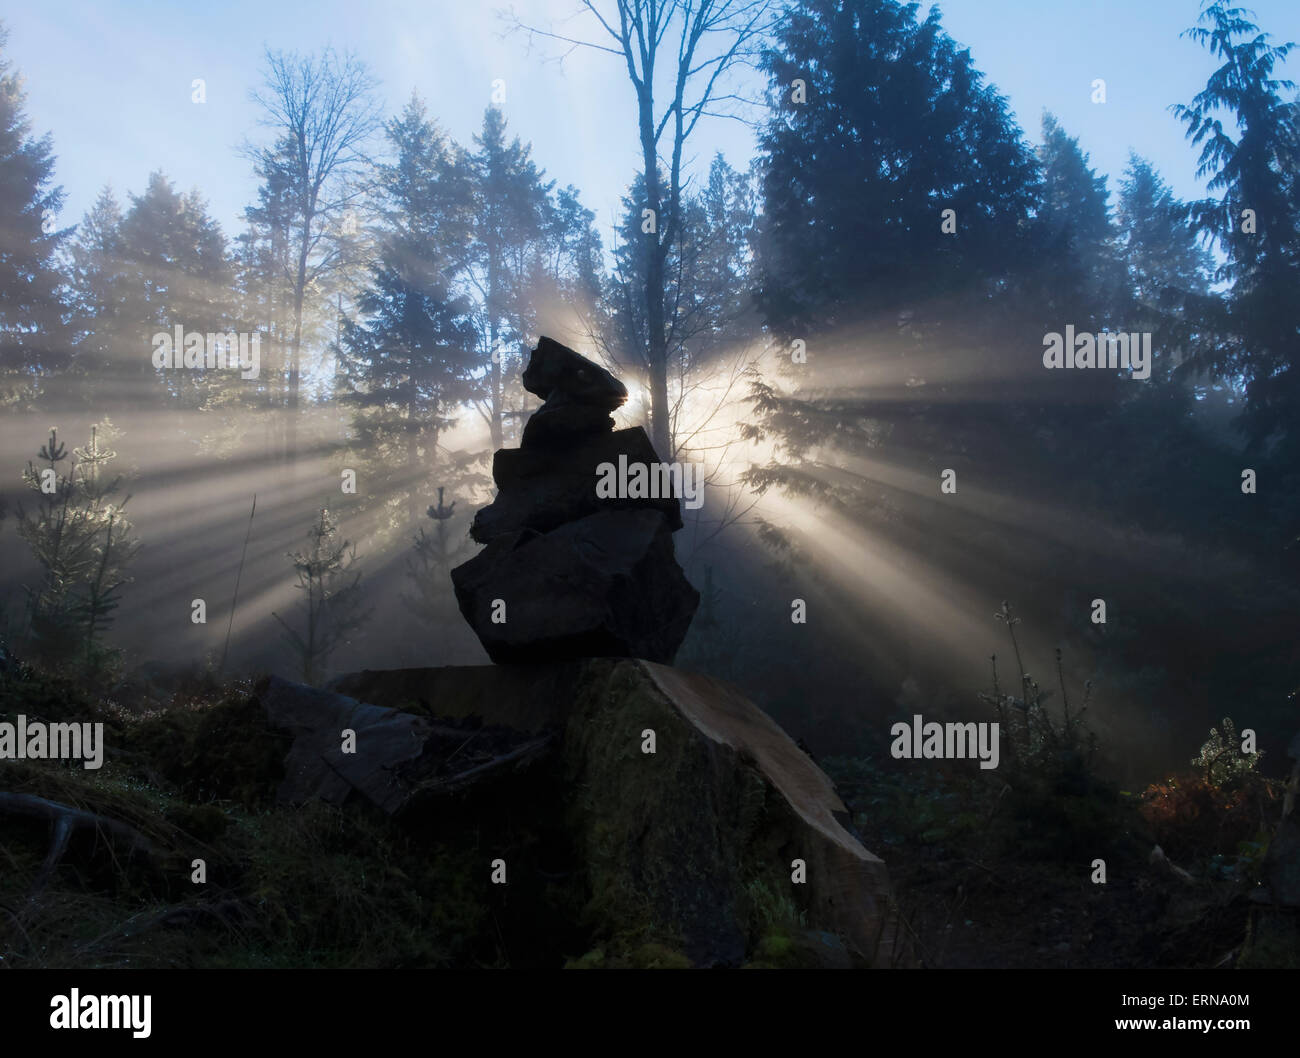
[471,426,681,543]
[521,336,626,407]
[521,402,615,448]
[520,337,627,449]
[257,676,432,813]
[454,335,697,663]
[452,508,698,664]
[257,674,553,814]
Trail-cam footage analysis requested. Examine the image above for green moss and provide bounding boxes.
[562,660,725,960]
[559,660,816,967]
[631,942,692,969]
[563,942,692,969]
[757,932,794,960]
[565,948,607,969]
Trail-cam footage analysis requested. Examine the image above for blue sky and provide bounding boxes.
[6,0,1298,245]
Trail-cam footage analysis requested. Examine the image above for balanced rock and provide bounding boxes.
[453,337,698,663]
[471,426,681,543]
[520,335,628,449]
[257,674,553,815]
[257,675,433,814]
[454,508,697,664]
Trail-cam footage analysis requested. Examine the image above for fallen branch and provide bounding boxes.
[1149,843,1198,886]
[411,735,555,797]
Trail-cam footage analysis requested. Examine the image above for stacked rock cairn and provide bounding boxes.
[451,337,700,664]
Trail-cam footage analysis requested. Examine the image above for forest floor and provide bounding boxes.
[887,854,1249,969]
[0,657,1290,969]
[822,754,1273,969]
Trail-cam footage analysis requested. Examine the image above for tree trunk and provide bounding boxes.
[407,404,420,527]
[640,105,673,461]
[487,237,504,449]
[287,236,309,469]
[489,350,503,450]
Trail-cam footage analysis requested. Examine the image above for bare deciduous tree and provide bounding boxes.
[504,0,776,459]
[248,48,382,463]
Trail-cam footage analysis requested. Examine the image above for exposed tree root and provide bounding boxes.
[0,791,158,895]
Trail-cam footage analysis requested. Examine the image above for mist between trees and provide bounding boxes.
[0,1,1297,782]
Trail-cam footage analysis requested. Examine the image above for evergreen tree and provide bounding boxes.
[465,106,554,448]
[1029,113,1130,410]
[65,188,129,388]
[756,0,1040,345]
[272,506,371,685]
[15,420,139,673]
[401,484,474,630]
[744,0,1125,690]
[749,0,1044,496]
[70,422,140,669]
[0,22,70,402]
[16,428,94,659]
[1117,154,1213,309]
[1035,113,1126,326]
[336,97,480,534]
[381,94,473,264]
[546,185,605,316]
[238,137,299,432]
[1115,154,1214,380]
[1173,1,1300,454]
[112,173,237,406]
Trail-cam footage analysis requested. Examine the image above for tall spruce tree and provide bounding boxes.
[0,22,70,403]
[336,97,479,533]
[465,107,554,448]
[65,188,129,389]
[117,174,236,407]
[744,0,1068,688]
[1173,1,1300,454]
[1117,154,1213,309]
[1115,154,1213,381]
[750,0,1043,492]
[1035,114,1126,324]
[1030,113,1130,411]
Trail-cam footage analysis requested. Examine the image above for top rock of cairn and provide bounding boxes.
[519,336,629,448]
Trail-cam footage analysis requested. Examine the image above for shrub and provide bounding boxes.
[1140,717,1277,864]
